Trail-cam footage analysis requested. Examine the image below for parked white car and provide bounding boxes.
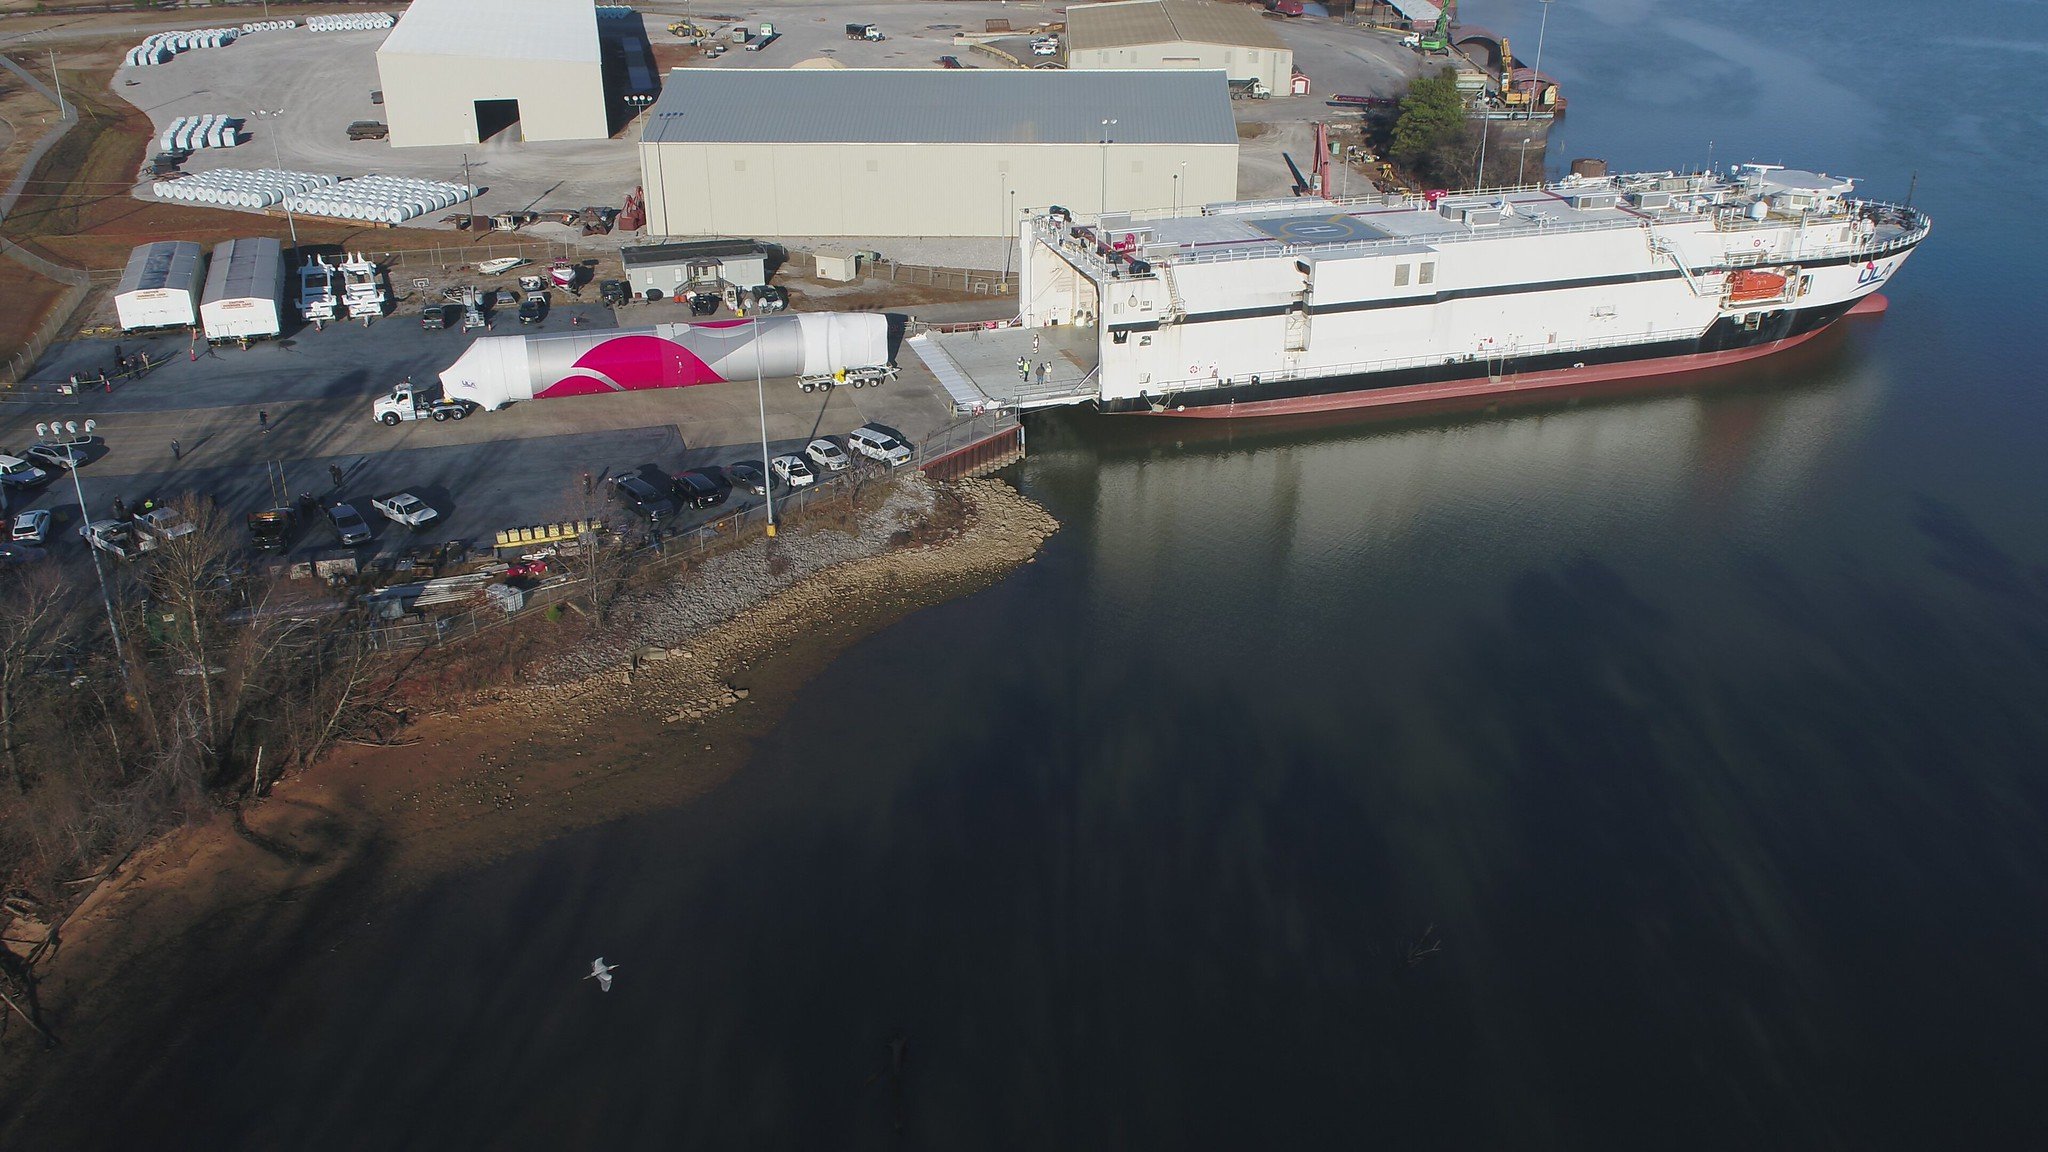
[1031,37,1059,55]
[804,437,850,472]
[371,492,439,527]
[0,454,48,489]
[771,454,815,488]
[10,509,50,544]
[847,425,912,467]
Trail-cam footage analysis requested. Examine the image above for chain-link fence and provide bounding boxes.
[359,412,1025,650]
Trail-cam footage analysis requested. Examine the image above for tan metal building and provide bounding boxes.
[637,69,1239,238]
[1066,0,1294,94]
[375,0,609,148]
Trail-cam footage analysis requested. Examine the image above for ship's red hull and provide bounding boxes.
[1136,293,1889,420]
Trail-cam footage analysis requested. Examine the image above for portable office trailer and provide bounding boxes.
[621,240,771,297]
[113,241,208,331]
[199,236,286,340]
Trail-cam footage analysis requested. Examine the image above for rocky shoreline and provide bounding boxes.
[0,474,1057,1131]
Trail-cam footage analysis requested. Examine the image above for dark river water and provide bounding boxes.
[41,2,2048,1148]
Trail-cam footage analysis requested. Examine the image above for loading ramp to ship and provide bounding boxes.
[908,324,1098,413]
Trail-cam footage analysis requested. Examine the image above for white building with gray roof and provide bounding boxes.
[374,0,609,148]
[636,69,1238,238]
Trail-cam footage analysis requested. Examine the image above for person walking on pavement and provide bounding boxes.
[259,409,269,434]
[170,438,181,461]
[329,463,345,488]
[582,470,593,495]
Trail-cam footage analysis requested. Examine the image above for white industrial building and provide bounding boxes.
[113,241,206,332]
[374,0,610,148]
[1065,0,1294,94]
[637,69,1238,238]
[199,237,285,341]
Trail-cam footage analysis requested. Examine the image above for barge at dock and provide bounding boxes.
[911,164,1928,419]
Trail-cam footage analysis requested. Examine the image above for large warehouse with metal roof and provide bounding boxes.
[375,0,609,148]
[636,69,1238,237]
[1065,0,1293,94]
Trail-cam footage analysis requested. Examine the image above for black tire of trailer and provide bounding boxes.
[432,409,448,421]
[450,406,468,419]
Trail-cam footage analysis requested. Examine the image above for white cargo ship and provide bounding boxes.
[913,164,1929,418]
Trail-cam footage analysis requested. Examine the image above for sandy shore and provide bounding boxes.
[0,474,1056,1133]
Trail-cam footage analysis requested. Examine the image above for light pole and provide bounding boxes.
[1099,118,1117,217]
[1517,136,1534,186]
[44,419,127,680]
[1002,188,1017,285]
[48,49,65,119]
[1526,0,1554,124]
[252,108,299,250]
[753,312,775,538]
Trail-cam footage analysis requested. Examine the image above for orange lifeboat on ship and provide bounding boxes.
[1727,269,1788,304]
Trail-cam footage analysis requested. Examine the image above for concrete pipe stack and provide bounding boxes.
[286,175,471,224]
[237,19,297,33]
[158,115,244,152]
[306,13,395,32]
[123,26,239,67]
[151,168,336,210]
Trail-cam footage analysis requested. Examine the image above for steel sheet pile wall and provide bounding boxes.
[287,175,474,224]
[151,167,335,208]
[157,115,243,151]
[438,313,891,409]
[306,13,395,31]
[123,27,239,67]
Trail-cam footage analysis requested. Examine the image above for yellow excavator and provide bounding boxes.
[667,19,706,40]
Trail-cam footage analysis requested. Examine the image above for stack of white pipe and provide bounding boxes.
[123,27,239,67]
[286,175,472,224]
[158,115,244,152]
[595,5,638,19]
[151,168,337,209]
[238,19,297,32]
[305,13,395,31]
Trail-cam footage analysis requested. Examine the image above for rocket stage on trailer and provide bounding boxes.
[908,324,1099,412]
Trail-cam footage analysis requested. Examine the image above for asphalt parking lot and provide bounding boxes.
[2,298,969,567]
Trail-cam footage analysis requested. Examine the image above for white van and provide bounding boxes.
[847,425,912,468]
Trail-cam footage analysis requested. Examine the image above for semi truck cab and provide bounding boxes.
[374,381,474,425]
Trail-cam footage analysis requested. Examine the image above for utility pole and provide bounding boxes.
[1099,118,1117,217]
[753,313,775,537]
[461,153,478,232]
[1526,0,1554,125]
[48,49,65,118]
[254,109,298,249]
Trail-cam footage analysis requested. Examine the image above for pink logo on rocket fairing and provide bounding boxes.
[538,334,725,398]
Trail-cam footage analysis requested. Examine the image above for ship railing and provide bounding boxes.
[1140,324,1741,399]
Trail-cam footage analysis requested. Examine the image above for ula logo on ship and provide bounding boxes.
[1856,259,1894,287]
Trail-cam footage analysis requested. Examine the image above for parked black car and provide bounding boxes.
[725,460,769,495]
[518,293,548,324]
[671,469,727,510]
[687,292,720,316]
[599,279,631,307]
[327,501,372,546]
[420,304,449,330]
[607,473,675,521]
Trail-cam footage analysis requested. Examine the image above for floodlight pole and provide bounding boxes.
[754,312,775,537]
[255,108,298,249]
[65,433,127,683]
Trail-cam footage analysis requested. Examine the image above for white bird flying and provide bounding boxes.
[585,957,619,991]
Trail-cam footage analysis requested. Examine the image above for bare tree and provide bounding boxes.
[561,477,630,626]
[0,567,65,793]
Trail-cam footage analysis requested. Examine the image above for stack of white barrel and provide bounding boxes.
[237,19,297,33]
[305,13,395,31]
[123,27,239,67]
[151,168,337,209]
[286,175,474,225]
[158,115,243,152]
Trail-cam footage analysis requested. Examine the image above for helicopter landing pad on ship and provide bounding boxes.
[1249,214,1387,245]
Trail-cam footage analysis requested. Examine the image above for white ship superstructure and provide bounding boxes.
[913,164,1929,417]
[298,255,339,324]
[340,253,387,319]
